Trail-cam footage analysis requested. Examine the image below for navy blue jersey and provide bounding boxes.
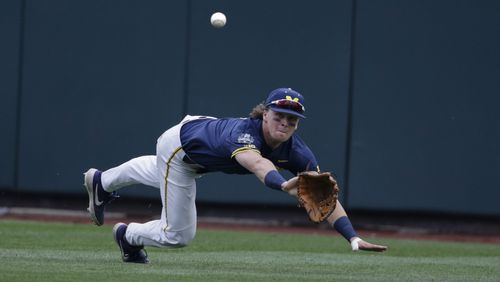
[180,117,318,174]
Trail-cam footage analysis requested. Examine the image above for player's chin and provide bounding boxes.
[273,132,291,142]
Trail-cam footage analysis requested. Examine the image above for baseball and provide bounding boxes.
[210,12,226,28]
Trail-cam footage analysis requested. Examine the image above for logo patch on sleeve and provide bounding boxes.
[237,133,255,144]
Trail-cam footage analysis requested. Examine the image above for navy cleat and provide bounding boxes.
[83,168,119,226]
[113,222,149,264]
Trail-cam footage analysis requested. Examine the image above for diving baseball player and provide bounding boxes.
[84,88,387,263]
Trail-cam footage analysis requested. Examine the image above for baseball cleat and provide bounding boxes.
[83,168,119,226]
[113,223,149,264]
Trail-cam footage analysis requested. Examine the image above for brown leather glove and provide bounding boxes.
[297,171,339,223]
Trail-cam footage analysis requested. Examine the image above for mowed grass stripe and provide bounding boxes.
[2,248,499,282]
[1,220,499,282]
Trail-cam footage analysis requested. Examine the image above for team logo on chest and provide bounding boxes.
[237,133,255,144]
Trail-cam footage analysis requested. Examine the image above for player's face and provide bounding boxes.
[262,109,299,146]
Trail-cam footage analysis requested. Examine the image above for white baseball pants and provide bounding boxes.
[101,115,203,247]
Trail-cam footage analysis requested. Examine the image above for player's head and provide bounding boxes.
[264,88,306,119]
[260,88,305,146]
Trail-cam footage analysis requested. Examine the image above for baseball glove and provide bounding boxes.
[297,171,339,223]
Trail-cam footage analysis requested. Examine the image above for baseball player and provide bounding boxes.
[84,88,387,263]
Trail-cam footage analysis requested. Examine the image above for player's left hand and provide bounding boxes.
[350,237,388,252]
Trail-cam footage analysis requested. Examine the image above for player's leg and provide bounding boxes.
[124,123,198,247]
[113,120,199,263]
[84,155,159,226]
[101,155,160,191]
[124,162,198,248]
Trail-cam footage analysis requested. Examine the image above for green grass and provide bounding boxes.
[1,220,499,281]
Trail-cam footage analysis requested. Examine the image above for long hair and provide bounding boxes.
[249,102,266,119]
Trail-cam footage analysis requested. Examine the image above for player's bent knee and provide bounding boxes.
[176,229,196,246]
[160,229,196,247]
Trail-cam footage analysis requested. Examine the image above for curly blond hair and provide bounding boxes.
[249,103,266,119]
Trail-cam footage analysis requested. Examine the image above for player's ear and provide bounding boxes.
[263,109,269,122]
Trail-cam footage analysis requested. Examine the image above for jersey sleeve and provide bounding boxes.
[230,143,261,158]
[225,125,263,159]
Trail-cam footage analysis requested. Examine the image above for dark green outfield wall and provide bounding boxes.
[1,0,499,216]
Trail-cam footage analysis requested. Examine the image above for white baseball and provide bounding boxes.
[210,12,226,28]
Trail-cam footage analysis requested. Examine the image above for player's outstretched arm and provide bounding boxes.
[328,201,388,252]
[350,237,388,252]
[236,152,387,252]
[281,176,299,197]
[234,150,279,183]
[235,151,301,193]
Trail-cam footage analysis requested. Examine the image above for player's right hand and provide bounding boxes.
[281,176,299,197]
